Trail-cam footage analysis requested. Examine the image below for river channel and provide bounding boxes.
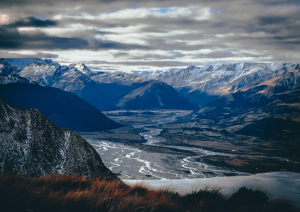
[85,111,296,180]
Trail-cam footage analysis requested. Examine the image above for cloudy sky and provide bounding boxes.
[0,0,299,72]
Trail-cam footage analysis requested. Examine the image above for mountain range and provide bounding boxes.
[134,63,298,106]
[5,58,58,69]
[123,62,300,144]
[196,65,300,141]
[2,59,198,111]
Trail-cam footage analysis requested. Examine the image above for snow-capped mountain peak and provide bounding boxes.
[0,58,21,75]
[69,63,92,75]
[5,58,59,69]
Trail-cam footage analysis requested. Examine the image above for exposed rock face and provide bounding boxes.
[0,74,122,132]
[0,98,118,180]
[5,58,58,69]
[19,62,110,111]
[0,58,21,75]
[90,72,146,85]
[116,80,199,110]
[69,63,94,76]
[0,74,35,85]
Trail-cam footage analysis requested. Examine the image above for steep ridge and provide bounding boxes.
[0,98,118,179]
[90,71,149,106]
[0,75,121,132]
[0,58,21,75]
[0,74,35,85]
[19,62,111,111]
[116,80,199,110]
[5,58,58,69]
[90,72,146,85]
[123,68,183,80]
[69,63,95,76]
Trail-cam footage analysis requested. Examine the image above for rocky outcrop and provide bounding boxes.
[0,74,35,85]
[0,58,21,75]
[0,98,118,179]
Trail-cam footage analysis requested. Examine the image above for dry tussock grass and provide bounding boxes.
[0,174,298,212]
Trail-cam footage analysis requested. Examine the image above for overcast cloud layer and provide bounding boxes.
[0,0,299,71]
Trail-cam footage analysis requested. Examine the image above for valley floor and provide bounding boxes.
[79,110,300,180]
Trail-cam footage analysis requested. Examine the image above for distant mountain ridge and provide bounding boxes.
[118,62,300,141]
[116,80,199,110]
[0,58,21,75]
[0,74,35,85]
[3,59,198,111]
[0,74,122,132]
[0,98,118,179]
[196,66,300,140]
[18,62,112,111]
[133,63,298,106]
[5,58,58,69]
[6,58,299,111]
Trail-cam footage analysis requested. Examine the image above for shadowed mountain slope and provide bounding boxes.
[116,80,199,110]
[0,98,118,179]
[0,75,122,132]
[0,58,21,75]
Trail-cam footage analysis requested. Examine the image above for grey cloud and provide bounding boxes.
[0,0,300,67]
[0,27,148,50]
[88,60,191,67]
[190,51,259,59]
[257,16,291,25]
[0,50,58,58]
[5,17,57,27]
[0,28,88,49]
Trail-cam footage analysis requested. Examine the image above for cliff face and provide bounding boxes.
[0,98,118,180]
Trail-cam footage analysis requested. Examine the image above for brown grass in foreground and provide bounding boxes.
[0,174,299,212]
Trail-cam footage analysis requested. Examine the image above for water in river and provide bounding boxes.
[86,111,242,180]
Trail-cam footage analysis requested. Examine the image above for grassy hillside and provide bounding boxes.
[0,174,298,212]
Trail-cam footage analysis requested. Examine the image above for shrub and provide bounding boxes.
[226,187,269,211]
